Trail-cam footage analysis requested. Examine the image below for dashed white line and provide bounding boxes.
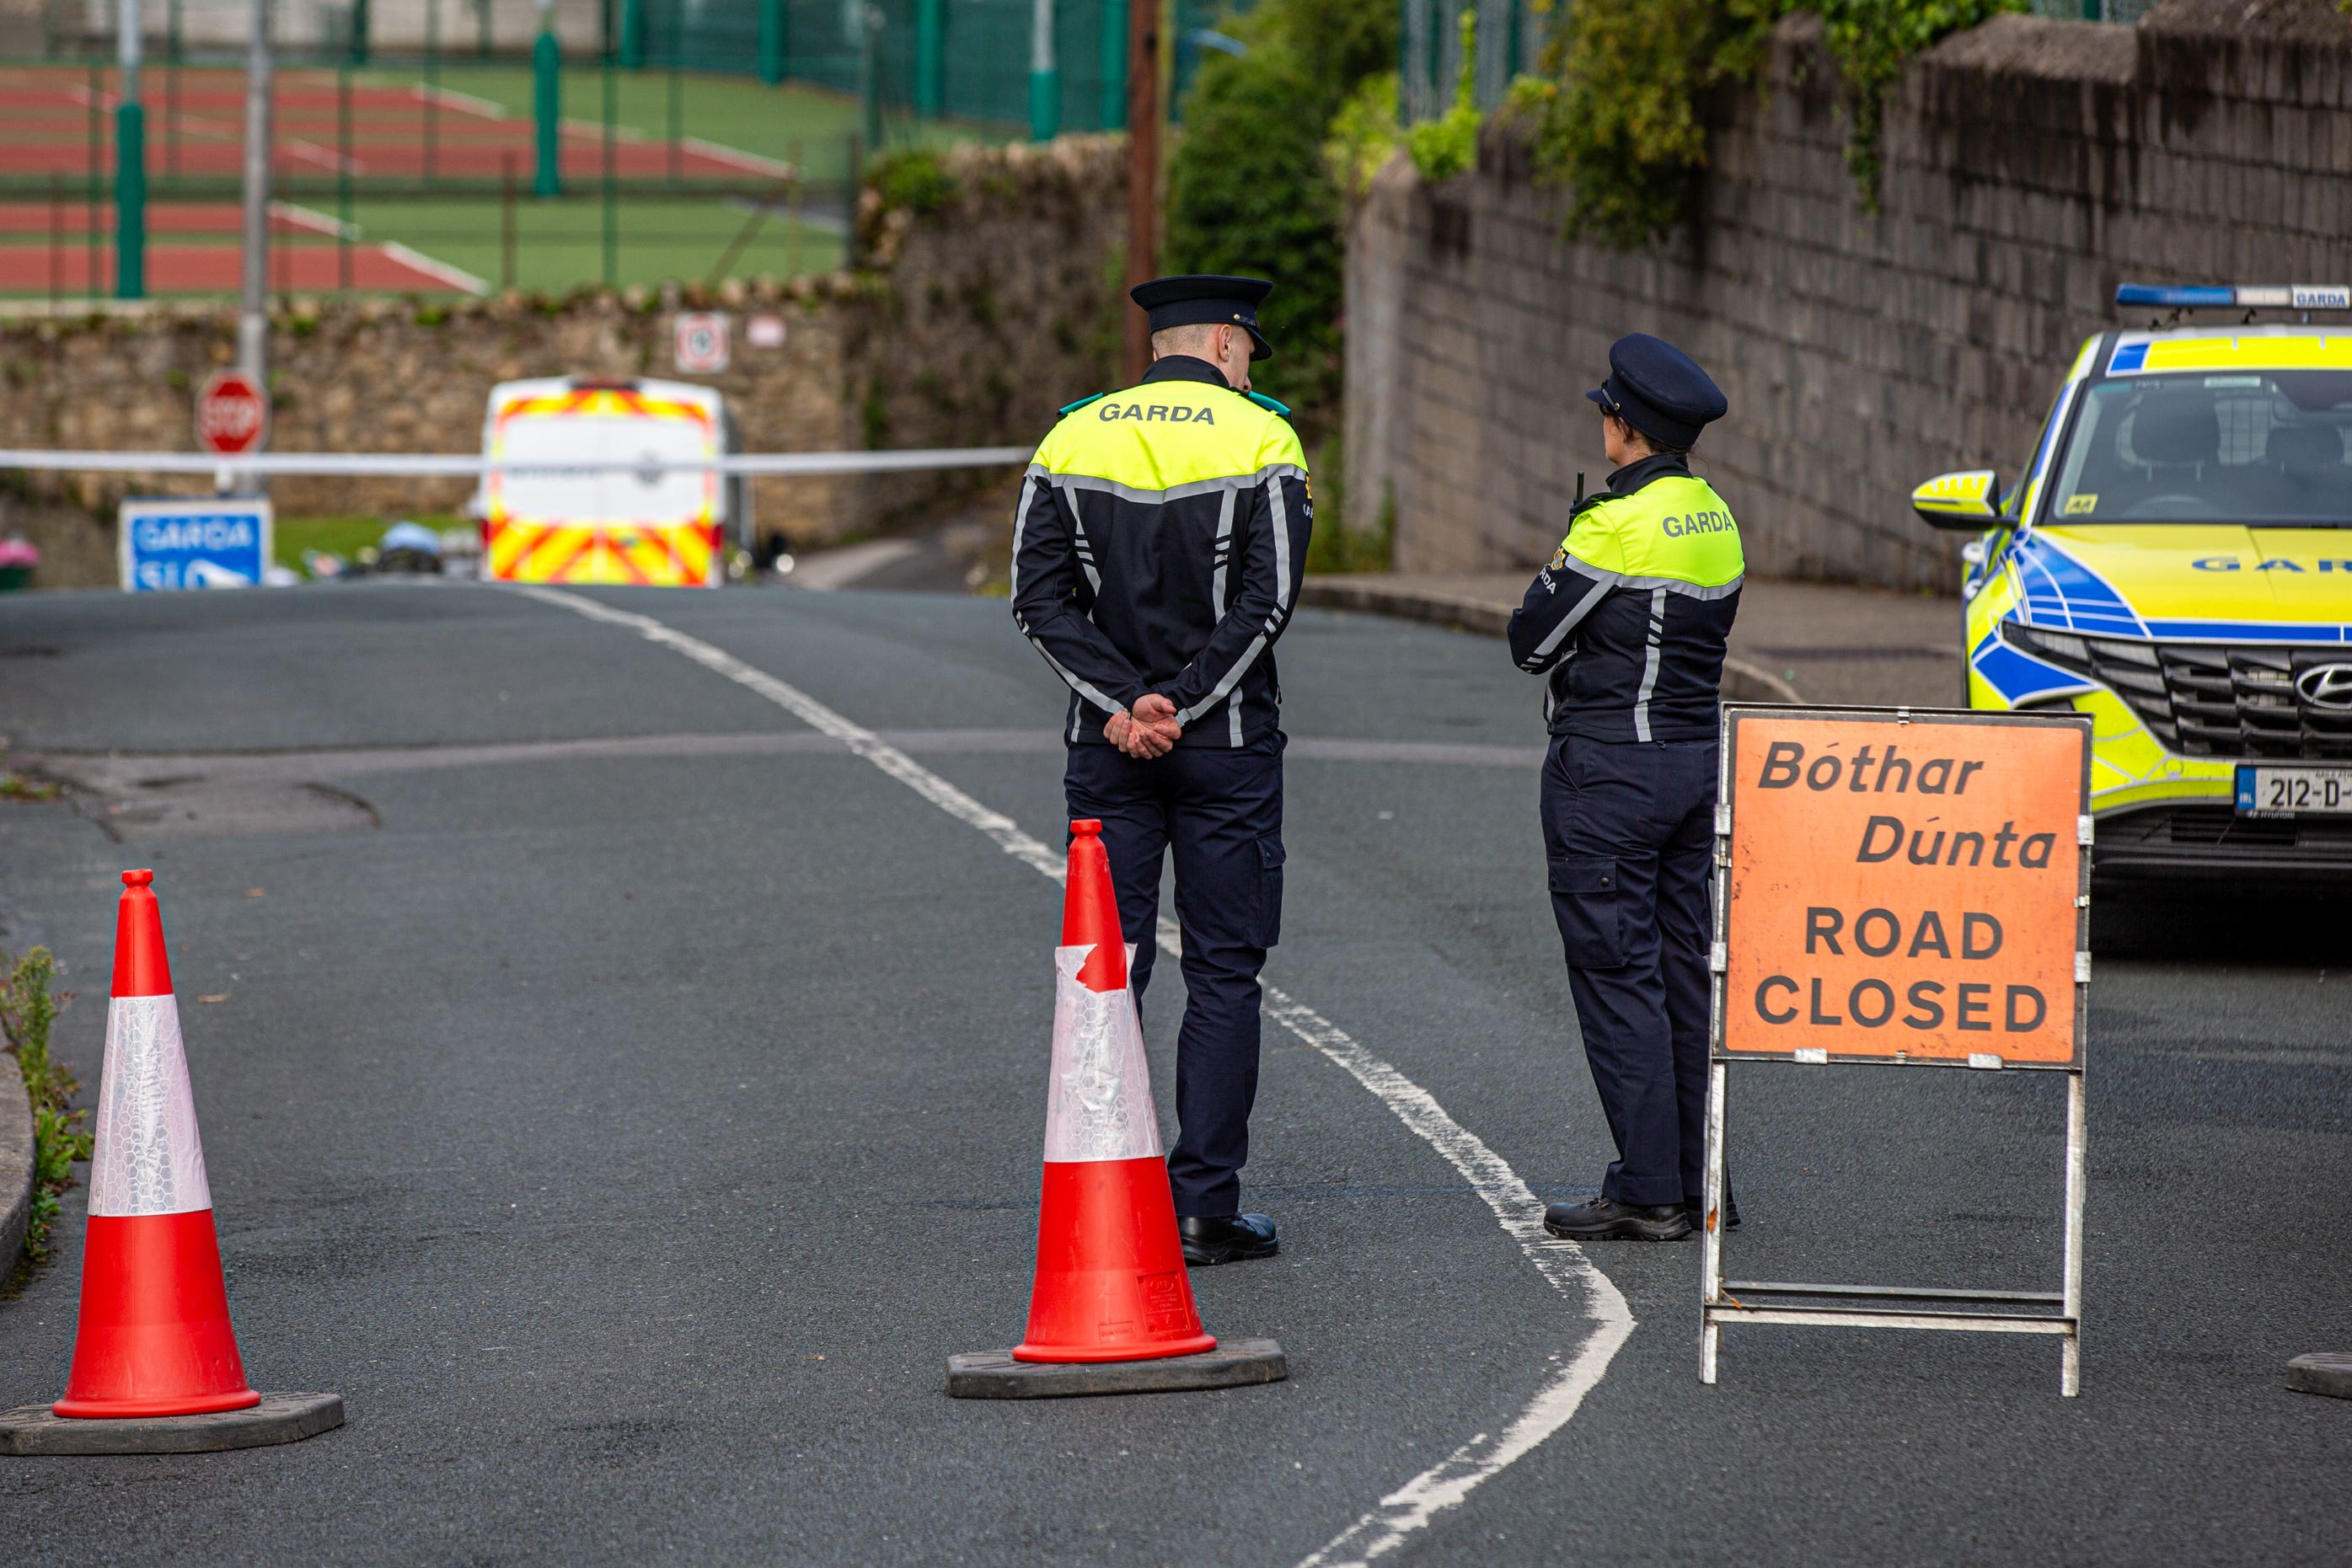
[516,585,1635,1565]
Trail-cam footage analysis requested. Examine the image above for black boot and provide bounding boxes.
[1178,1213,1278,1266]
[1543,1196,1691,1242]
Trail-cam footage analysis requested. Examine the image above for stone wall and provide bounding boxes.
[1344,0,2352,591]
[0,136,1124,588]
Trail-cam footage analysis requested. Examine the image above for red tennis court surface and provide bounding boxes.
[0,65,790,183]
[0,242,471,295]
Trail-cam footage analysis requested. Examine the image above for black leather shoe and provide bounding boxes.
[1685,1192,1743,1231]
[1543,1196,1691,1242]
[1179,1213,1278,1266]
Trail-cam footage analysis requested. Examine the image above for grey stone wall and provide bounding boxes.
[1346,0,2352,590]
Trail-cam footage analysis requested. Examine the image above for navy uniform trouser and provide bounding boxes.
[1065,731,1285,1218]
[1543,734,1717,1209]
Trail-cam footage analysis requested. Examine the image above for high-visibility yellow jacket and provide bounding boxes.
[1508,453,1745,742]
[1012,356,1314,748]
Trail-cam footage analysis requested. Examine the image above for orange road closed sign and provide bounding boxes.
[1718,707,2091,1068]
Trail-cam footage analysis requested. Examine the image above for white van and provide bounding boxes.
[474,376,751,587]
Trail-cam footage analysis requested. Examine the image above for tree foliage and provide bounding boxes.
[1165,0,1399,421]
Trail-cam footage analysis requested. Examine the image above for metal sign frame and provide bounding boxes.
[1699,704,2092,1397]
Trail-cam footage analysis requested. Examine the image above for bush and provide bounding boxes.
[867,147,959,216]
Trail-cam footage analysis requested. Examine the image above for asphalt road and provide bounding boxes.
[0,582,2345,1565]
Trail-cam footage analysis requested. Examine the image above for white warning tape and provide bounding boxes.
[514,585,1636,1568]
[0,447,1031,479]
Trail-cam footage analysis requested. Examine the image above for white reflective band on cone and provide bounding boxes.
[1042,945,1165,1164]
[88,994,213,1217]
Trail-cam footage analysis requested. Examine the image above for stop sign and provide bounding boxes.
[195,370,270,456]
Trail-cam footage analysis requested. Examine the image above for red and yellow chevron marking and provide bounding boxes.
[485,522,720,586]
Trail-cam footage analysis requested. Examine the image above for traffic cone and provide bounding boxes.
[51,870,260,1419]
[943,822,1285,1399]
[1011,821,1217,1364]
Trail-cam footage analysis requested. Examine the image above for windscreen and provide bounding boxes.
[492,411,715,527]
[2046,370,2352,525]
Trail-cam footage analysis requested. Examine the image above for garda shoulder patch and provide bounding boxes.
[1548,543,1570,573]
[1058,392,1110,417]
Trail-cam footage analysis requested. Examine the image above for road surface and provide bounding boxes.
[0,582,2344,1564]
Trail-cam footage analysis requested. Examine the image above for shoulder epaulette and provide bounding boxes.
[1058,392,1110,417]
[1244,391,1293,418]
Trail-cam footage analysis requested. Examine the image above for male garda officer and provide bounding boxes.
[1010,276,1312,1266]
[1509,333,1742,1244]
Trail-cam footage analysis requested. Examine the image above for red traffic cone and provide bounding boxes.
[942,823,1286,1399]
[1011,821,1216,1364]
[51,870,260,1419]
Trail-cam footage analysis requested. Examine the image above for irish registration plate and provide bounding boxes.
[2237,766,2352,816]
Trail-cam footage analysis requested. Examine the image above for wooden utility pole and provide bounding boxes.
[1121,0,1158,383]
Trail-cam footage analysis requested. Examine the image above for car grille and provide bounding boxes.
[2098,805,2352,857]
[2000,624,2352,759]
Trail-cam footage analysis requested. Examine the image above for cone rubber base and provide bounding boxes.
[0,1392,344,1455]
[946,1338,1286,1399]
[2287,1353,2352,1399]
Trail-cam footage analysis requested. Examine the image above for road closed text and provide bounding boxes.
[1722,714,2088,1066]
[1751,906,2049,1034]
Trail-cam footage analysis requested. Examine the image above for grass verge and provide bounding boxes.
[2,946,90,1292]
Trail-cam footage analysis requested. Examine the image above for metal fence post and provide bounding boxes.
[622,0,645,68]
[533,0,563,197]
[425,0,440,179]
[1027,0,1058,142]
[758,0,785,85]
[1100,0,1126,131]
[116,0,147,300]
[915,0,943,117]
[855,3,881,153]
[337,63,354,292]
[85,55,100,302]
[603,0,619,286]
[350,0,369,65]
[237,0,273,485]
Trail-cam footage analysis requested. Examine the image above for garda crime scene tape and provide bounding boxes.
[0,447,1032,478]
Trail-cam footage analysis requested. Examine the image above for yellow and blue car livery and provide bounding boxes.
[1915,283,2352,880]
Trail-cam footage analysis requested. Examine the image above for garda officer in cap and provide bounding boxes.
[1010,275,1312,1266]
[1510,333,1743,1244]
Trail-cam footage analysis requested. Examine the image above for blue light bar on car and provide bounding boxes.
[2116,283,2352,310]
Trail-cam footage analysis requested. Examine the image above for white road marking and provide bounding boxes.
[517,586,1635,1564]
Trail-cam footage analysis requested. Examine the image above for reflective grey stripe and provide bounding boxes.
[1550,551,1745,601]
[1045,463,1309,506]
[1211,486,1236,614]
[1007,471,1039,632]
[1179,634,1267,725]
[1524,575,1609,668]
[1267,470,1294,609]
[1230,693,1243,746]
[1071,515,1101,592]
[1632,587,1666,743]
[1035,642,1123,719]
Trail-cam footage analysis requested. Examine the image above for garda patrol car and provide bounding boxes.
[1913,283,2352,883]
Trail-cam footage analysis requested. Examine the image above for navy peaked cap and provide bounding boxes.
[1584,333,1727,449]
[1131,274,1274,361]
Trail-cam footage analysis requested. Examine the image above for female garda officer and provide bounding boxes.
[1508,334,1743,1243]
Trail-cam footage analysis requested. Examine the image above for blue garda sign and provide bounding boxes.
[119,497,274,591]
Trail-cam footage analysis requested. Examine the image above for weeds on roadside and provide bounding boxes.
[2,946,91,1289]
